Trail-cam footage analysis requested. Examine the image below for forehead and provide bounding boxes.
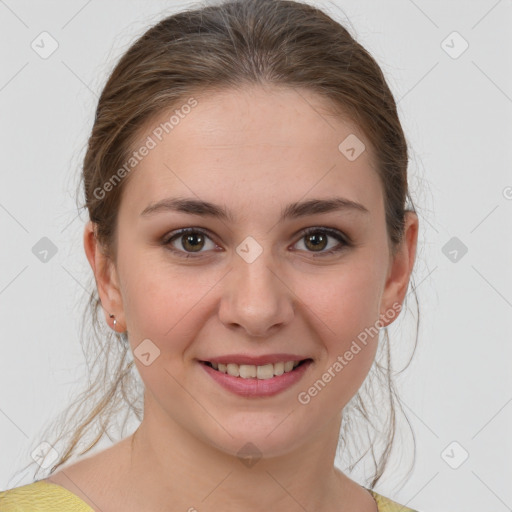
[121,85,383,217]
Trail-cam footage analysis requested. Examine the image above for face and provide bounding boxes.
[86,85,417,459]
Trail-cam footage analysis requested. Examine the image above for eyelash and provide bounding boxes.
[162,227,351,259]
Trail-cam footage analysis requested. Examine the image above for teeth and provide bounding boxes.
[273,361,284,376]
[226,363,239,377]
[284,361,295,372]
[210,360,302,379]
[256,364,274,380]
[239,364,257,378]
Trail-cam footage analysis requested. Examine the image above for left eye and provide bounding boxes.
[292,228,348,255]
[163,227,348,257]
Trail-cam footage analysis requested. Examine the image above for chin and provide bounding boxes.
[201,415,311,461]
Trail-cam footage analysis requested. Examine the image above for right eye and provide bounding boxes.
[163,228,218,258]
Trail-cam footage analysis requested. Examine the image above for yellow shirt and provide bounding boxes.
[0,480,419,511]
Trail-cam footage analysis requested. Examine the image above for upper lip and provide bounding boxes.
[199,354,312,366]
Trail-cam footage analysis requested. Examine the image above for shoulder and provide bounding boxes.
[366,488,420,512]
[0,480,94,511]
[1,436,136,511]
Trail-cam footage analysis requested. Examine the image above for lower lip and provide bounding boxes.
[199,360,312,398]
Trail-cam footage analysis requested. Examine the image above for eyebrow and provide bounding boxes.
[140,196,369,222]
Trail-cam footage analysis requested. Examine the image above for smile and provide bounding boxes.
[199,359,313,397]
[203,360,306,379]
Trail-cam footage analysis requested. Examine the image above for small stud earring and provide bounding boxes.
[108,313,128,343]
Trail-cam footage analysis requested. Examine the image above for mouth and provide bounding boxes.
[199,358,313,380]
[199,357,313,397]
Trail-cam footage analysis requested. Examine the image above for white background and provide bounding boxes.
[1,1,511,511]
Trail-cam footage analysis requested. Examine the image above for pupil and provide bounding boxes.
[183,233,203,252]
[306,233,326,251]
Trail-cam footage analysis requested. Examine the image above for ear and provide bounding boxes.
[83,221,125,331]
[379,211,419,326]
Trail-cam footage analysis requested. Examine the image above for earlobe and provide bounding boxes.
[379,211,419,326]
[83,221,125,330]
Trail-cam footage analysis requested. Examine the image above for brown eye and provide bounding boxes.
[181,232,205,252]
[294,227,349,256]
[164,228,217,257]
[304,232,328,251]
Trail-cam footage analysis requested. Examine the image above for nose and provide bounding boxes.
[218,248,295,338]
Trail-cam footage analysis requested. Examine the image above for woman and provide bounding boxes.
[1,0,421,510]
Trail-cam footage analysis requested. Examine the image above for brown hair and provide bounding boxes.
[14,0,419,490]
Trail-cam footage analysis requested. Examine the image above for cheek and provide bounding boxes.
[292,268,383,414]
[124,273,193,336]
[119,248,221,350]
[295,260,384,370]
[295,260,384,340]
[118,263,204,392]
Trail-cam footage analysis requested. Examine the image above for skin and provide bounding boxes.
[48,85,418,512]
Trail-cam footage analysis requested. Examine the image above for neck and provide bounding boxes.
[121,397,362,512]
